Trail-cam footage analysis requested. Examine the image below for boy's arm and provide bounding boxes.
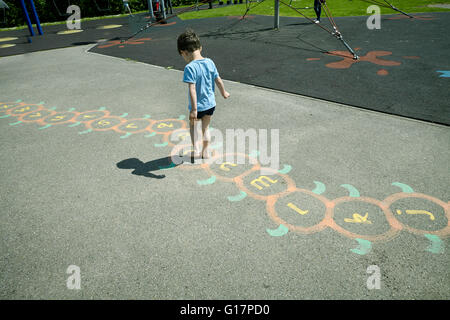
[215,76,230,99]
[188,83,198,120]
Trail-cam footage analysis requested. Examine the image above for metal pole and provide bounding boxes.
[148,0,154,19]
[28,0,43,35]
[19,0,34,36]
[274,0,279,29]
[161,0,166,19]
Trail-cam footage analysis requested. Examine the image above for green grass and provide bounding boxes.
[179,0,450,20]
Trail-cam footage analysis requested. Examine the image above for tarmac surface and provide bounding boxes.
[1,43,449,299]
[0,6,449,300]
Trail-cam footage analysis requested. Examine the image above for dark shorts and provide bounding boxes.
[196,107,215,119]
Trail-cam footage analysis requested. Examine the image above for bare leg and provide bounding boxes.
[200,115,212,159]
[189,119,201,159]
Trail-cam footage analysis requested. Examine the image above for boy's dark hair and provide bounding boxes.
[177,29,201,55]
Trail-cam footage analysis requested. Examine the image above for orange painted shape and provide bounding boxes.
[266,188,332,235]
[20,108,53,123]
[85,116,125,131]
[235,167,296,202]
[150,119,186,134]
[325,50,401,70]
[43,112,77,125]
[76,110,110,122]
[8,104,40,116]
[328,196,402,242]
[116,118,154,134]
[383,193,450,238]
[0,102,23,113]
[377,69,389,76]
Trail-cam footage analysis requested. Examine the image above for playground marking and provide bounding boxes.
[312,181,326,195]
[267,224,289,237]
[278,164,292,174]
[228,191,247,202]
[97,24,123,29]
[424,234,444,254]
[197,175,216,185]
[436,71,450,78]
[57,30,84,35]
[340,184,360,197]
[392,182,414,193]
[0,37,18,42]
[307,49,409,76]
[396,210,435,221]
[350,238,372,255]
[0,44,16,49]
[287,202,308,215]
[344,213,372,224]
[2,100,449,255]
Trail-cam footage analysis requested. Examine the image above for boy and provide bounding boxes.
[177,29,230,160]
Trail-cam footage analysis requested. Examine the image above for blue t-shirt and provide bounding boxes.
[182,58,219,112]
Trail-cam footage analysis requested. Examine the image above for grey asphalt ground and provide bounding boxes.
[0,45,449,299]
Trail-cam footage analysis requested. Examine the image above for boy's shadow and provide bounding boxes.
[116,156,182,179]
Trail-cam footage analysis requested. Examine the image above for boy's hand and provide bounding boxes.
[223,91,230,99]
[189,110,197,121]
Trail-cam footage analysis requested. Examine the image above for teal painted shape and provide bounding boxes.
[48,107,57,110]
[38,124,52,130]
[267,224,289,237]
[350,238,372,255]
[341,184,360,197]
[38,101,45,105]
[436,70,450,78]
[120,132,133,139]
[424,234,444,254]
[9,121,22,126]
[79,128,93,134]
[119,113,128,118]
[67,108,76,112]
[68,122,81,127]
[278,164,292,174]
[98,107,106,111]
[197,175,216,185]
[227,191,247,202]
[158,163,177,170]
[312,181,326,195]
[15,99,22,103]
[143,114,151,119]
[178,115,186,120]
[0,114,11,119]
[392,182,414,193]
[154,142,168,147]
[144,132,156,138]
